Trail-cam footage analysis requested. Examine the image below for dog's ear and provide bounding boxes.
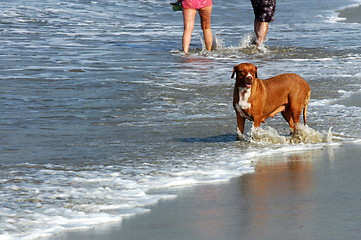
[231,65,238,79]
[255,66,258,78]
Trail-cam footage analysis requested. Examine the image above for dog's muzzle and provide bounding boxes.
[245,73,253,88]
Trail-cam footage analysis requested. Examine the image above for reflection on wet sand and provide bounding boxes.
[239,152,317,239]
[187,150,333,240]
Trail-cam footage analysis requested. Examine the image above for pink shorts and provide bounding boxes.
[182,0,213,9]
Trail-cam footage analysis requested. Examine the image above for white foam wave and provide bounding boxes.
[327,11,346,23]
[249,125,332,145]
[0,155,254,240]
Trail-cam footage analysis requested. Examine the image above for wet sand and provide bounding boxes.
[337,4,361,23]
[50,142,361,240]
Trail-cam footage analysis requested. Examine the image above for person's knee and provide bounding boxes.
[184,22,195,31]
[184,27,194,35]
[201,23,211,31]
[201,19,211,31]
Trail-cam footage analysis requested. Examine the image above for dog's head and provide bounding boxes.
[231,63,258,89]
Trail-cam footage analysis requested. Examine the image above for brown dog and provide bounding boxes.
[231,63,311,139]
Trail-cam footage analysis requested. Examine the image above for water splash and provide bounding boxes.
[212,33,226,50]
[249,125,333,145]
[198,32,226,52]
[239,32,270,54]
[290,125,333,144]
[251,126,287,144]
[198,33,206,51]
[239,32,256,48]
[182,32,271,55]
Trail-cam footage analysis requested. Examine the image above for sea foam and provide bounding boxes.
[250,125,332,144]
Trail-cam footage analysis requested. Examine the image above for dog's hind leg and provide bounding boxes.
[303,105,308,125]
[290,105,304,135]
[302,91,310,125]
[281,107,295,130]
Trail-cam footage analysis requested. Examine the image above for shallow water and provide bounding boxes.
[0,0,361,239]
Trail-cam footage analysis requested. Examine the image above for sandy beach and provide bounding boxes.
[337,4,361,23]
[50,142,361,240]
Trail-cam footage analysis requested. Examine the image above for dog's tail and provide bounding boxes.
[303,89,311,124]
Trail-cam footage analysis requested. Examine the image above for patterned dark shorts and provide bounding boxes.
[251,0,276,22]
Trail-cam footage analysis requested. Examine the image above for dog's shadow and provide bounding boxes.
[175,134,237,143]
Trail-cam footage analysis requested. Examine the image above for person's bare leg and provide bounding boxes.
[254,19,268,49]
[182,8,197,53]
[198,6,213,51]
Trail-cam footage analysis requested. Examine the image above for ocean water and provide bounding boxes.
[0,0,360,239]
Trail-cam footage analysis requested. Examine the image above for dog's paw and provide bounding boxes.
[236,128,245,141]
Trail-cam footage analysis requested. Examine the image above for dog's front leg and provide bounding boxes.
[253,116,263,129]
[236,113,245,140]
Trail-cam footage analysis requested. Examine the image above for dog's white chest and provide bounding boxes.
[238,88,251,109]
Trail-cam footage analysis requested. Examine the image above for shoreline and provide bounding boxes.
[49,142,361,240]
[337,4,361,23]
